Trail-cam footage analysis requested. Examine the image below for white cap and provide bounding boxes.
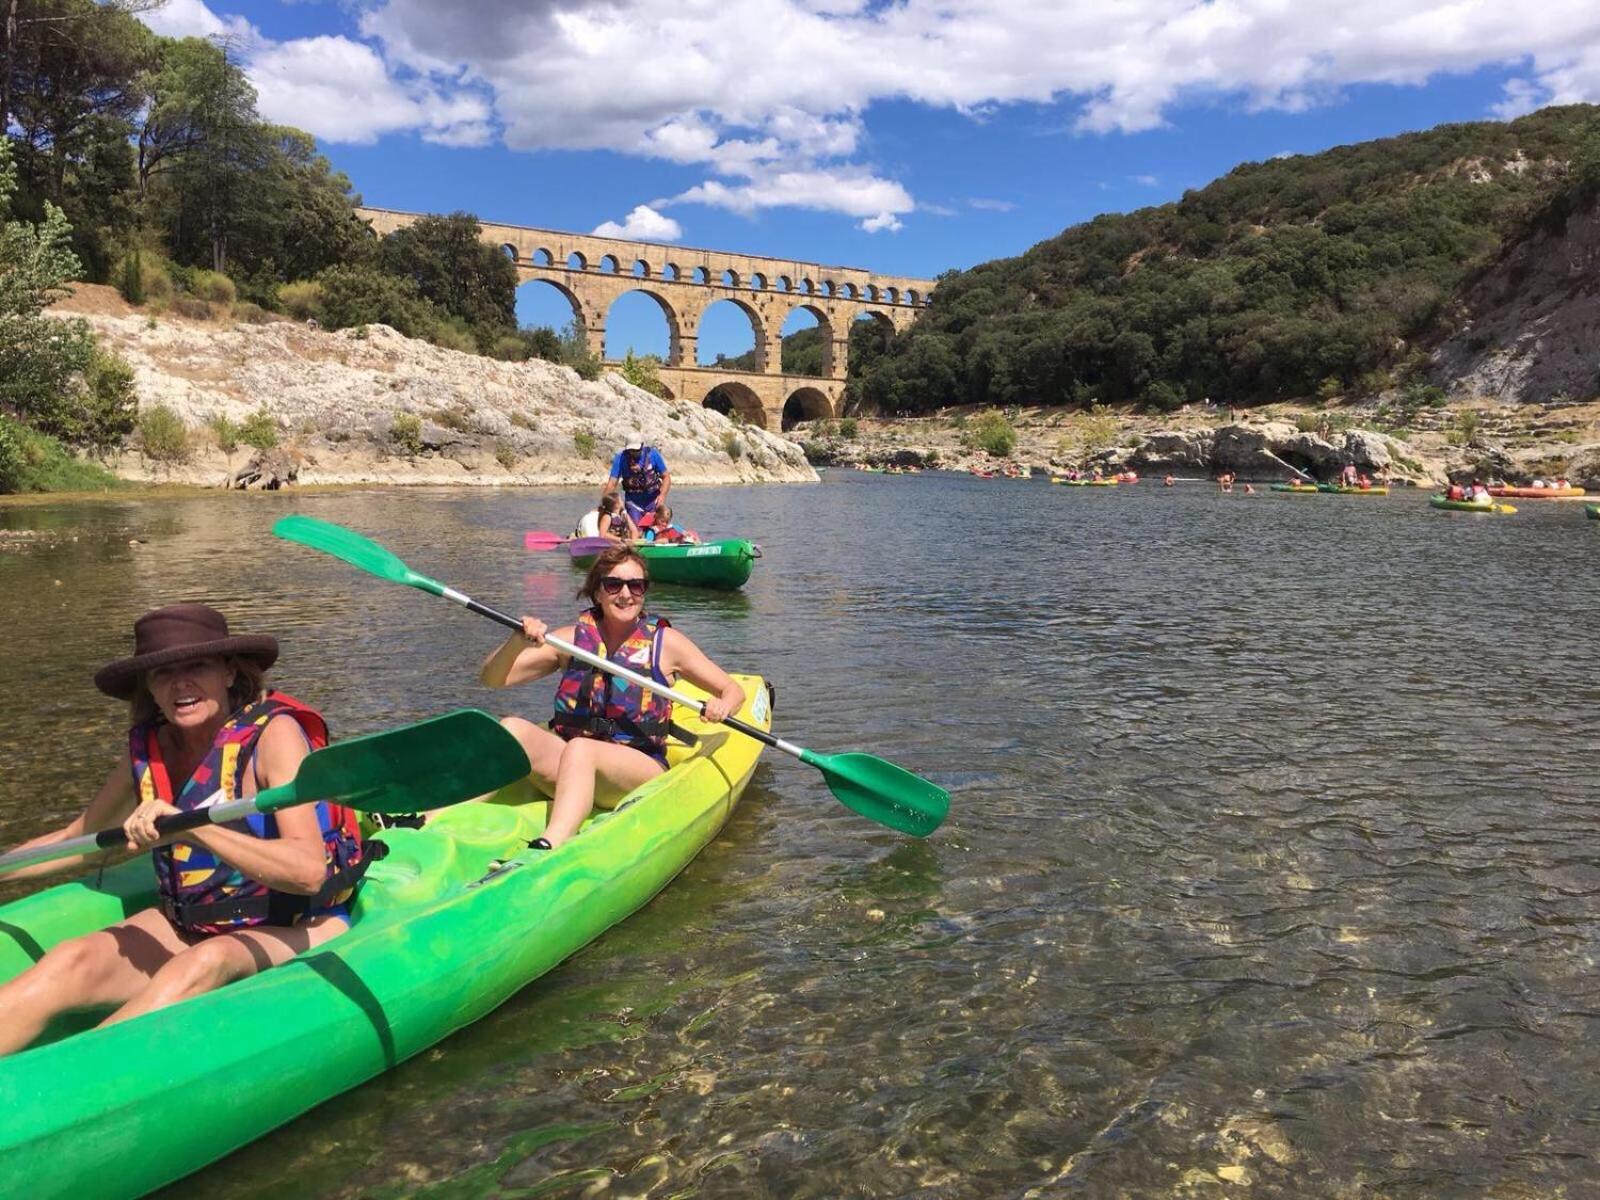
[625,440,643,450]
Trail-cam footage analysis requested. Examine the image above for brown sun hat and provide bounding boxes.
[94,604,279,700]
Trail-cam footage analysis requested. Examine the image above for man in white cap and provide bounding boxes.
[602,439,671,528]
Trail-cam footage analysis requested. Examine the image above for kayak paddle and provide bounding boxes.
[523,530,568,551]
[0,709,531,878]
[272,515,949,837]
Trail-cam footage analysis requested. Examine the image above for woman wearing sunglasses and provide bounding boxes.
[480,545,745,848]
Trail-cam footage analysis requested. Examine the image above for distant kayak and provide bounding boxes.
[1270,483,1320,493]
[1429,495,1516,514]
[1487,486,1586,499]
[570,538,759,590]
[1587,504,1599,520]
[1318,485,1389,495]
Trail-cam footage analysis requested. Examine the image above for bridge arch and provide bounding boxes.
[532,248,553,266]
[782,386,833,430]
[704,381,766,425]
[516,276,585,331]
[631,259,651,278]
[695,297,767,369]
[566,251,587,271]
[603,288,682,364]
[598,255,620,274]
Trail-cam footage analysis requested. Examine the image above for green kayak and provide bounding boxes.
[1429,495,1515,514]
[0,679,770,1198]
[569,538,759,590]
[1270,483,1320,493]
[1587,504,1598,520]
[1317,484,1389,495]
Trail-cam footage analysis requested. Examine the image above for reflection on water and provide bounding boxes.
[4,477,1600,1197]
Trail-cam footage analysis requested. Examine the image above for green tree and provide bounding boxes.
[619,349,667,397]
[376,211,516,345]
[314,263,437,337]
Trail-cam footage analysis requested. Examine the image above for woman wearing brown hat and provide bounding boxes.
[0,604,369,1057]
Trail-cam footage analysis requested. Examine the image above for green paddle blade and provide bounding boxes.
[261,709,531,816]
[802,749,949,837]
[272,515,445,596]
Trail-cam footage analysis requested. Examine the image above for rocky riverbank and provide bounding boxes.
[797,396,1600,487]
[47,286,817,490]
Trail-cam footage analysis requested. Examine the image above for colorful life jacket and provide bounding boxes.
[622,447,664,501]
[129,691,374,935]
[550,609,674,757]
[606,511,632,538]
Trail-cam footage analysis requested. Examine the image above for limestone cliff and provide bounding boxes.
[1433,190,1600,406]
[48,286,818,489]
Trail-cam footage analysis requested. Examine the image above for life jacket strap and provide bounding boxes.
[161,840,387,932]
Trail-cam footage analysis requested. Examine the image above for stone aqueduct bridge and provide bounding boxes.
[356,206,936,430]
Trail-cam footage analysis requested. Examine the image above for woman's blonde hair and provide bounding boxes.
[128,655,268,726]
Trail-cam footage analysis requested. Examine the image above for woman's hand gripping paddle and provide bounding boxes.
[273,515,949,837]
[0,710,531,878]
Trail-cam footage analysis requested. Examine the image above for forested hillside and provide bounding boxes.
[854,105,1600,415]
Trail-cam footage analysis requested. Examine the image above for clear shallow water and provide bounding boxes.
[2,477,1598,1198]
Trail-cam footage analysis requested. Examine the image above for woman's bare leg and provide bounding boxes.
[543,738,664,846]
[101,911,349,1027]
[0,907,190,1056]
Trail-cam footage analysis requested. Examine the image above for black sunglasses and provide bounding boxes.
[599,576,649,596]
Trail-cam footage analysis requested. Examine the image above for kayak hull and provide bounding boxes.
[1586,504,1599,520]
[1488,486,1586,499]
[1429,496,1515,513]
[0,679,770,1199]
[1269,484,1320,493]
[569,538,758,590]
[1317,485,1389,495]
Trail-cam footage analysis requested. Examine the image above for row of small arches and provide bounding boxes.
[501,245,929,306]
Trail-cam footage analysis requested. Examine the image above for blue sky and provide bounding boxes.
[146,1,1600,361]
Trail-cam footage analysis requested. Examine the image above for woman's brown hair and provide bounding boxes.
[577,545,649,604]
[128,655,268,726]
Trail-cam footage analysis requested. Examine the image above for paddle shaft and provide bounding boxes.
[454,591,798,759]
[0,789,267,876]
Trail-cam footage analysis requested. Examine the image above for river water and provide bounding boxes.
[2,475,1598,1198]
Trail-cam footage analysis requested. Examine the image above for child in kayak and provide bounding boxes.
[574,495,638,544]
[642,504,699,545]
[480,546,745,849]
[0,605,368,1057]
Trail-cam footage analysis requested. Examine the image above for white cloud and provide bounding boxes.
[1130,174,1160,186]
[141,1,1600,226]
[140,0,252,40]
[968,198,1017,212]
[593,205,684,242]
[668,166,913,233]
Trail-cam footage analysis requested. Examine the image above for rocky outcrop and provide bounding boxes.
[1089,422,1416,481]
[49,286,817,489]
[1432,192,1600,405]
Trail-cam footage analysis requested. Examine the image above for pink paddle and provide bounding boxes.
[522,530,567,551]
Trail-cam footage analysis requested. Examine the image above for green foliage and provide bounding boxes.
[315,264,436,338]
[494,440,517,469]
[210,414,239,454]
[137,404,189,463]
[118,248,145,304]
[853,105,1600,413]
[0,413,122,494]
[520,325,563,362]
[390,411,423,456]
[239,408,278,451]
[191,269,236,304]
[1449,409,1482,446]
[510,409,538,430]
[559,320,601,380]
[76,349,138,454]
[573,428,597,458]
[172,295,211,320]
[276,280,323,321]
[231,301,271,324]
[619,350,668,397]
[723,430,744,460]
[429,318,477,354]
[969,409,1017,456]
[375,212,516,345]
[838,417,859,439]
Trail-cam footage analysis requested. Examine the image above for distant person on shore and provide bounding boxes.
[1340,463,1359,487]
[576,495,637,544]
[603,441,670,526]
[642,504,699,545]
